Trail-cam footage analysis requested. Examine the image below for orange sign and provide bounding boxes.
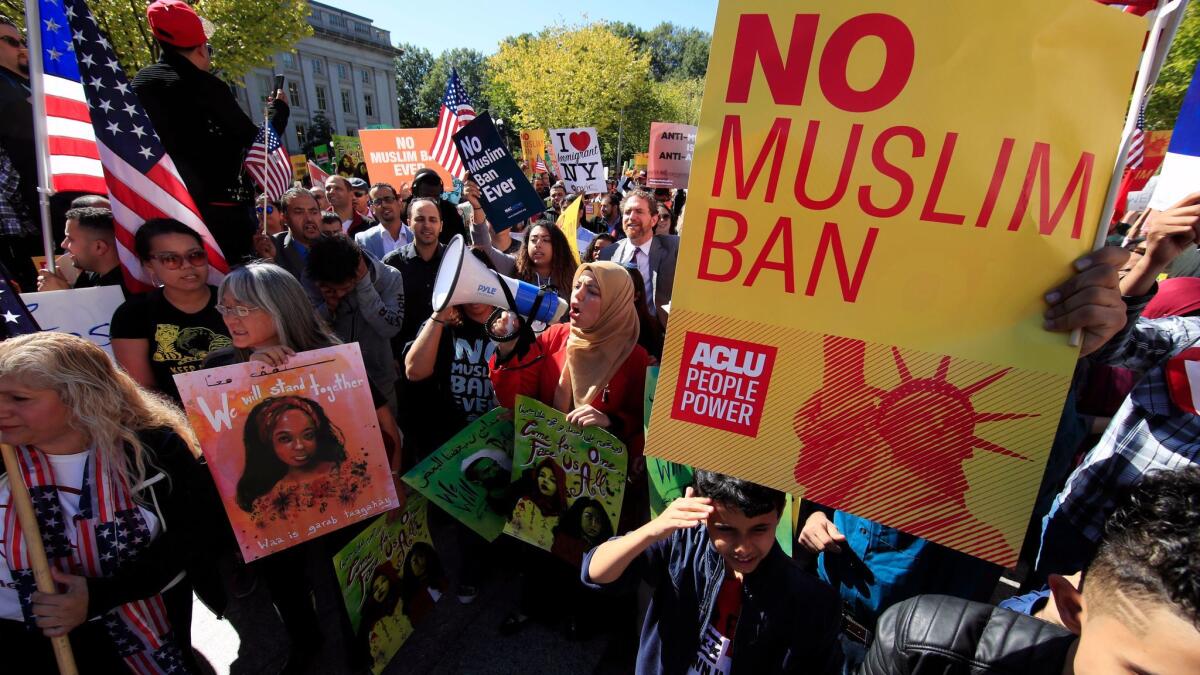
[359,128,454,189]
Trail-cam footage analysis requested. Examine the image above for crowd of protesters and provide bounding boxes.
[2,2,1200,675]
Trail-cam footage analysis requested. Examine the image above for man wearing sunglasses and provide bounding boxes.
[355,183,413,261]
[132,0,289,264]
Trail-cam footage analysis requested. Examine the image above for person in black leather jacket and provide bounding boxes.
[859,466,1200,675]
[132,0,288,264]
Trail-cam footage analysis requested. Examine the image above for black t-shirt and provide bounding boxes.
[110,286,232,402]
[73,266,130,298]
[401,318,497,458]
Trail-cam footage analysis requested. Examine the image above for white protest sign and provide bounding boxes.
[20,286,124,357]
[548,127,606,194]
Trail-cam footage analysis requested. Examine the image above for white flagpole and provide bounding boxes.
[1073,0,1188,347]
[23,0,58,274]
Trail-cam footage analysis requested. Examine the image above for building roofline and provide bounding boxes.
[310,25,403,57]
[308,0,375,25]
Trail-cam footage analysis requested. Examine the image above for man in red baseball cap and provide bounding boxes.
[132,0,289,263]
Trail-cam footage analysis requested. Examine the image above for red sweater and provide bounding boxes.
[489,323,649,457]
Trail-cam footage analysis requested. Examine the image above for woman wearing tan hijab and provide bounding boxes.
[491,260,651,465]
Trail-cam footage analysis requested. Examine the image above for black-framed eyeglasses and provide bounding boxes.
[256,205,275,215]
[370,195,397,206]
[0,36,26,49]
[149,249,207,269]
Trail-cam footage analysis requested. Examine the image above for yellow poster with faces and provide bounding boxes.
[646,0,1143,566]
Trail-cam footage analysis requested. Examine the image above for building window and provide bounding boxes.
[287,82,301,107]
[364,94,373,117]
[311,58,322,75]
[329,14,346,28]
[360,69,370,85]
[354,22,370,34]
[336,63,347,79]
[315,86,327,110]
[341,90,352,114]
[295,124,307,147]
[281,52,295,69]
[346,127,357,136]
[312,10,321,22]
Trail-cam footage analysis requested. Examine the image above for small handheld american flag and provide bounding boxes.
[0,262,40,340]
[244,123,292,201]
[430,69,476,179]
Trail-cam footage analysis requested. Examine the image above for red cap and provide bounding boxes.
[146,0,211,49]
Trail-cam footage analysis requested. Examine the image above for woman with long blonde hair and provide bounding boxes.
[0,331,221,674]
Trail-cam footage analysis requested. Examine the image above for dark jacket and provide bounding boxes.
[582,525,843,675]
[858,595,1076,675]
[0,67,35,219]
[131,50,288,207]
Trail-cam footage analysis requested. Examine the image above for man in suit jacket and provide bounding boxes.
[598,189,679,328]
[270,187,323,306]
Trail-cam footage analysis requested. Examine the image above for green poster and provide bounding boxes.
[646,366,694,518]
[505,396,627,566]
[333,493,444,674]
[645,367,794,554]
[402,407,515,541]
[332,134,366,179]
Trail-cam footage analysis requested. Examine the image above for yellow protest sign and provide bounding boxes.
[289,154,308,183]
[557,195,583,263]
[519,129,546,174]
[633,152,649,171]
[646,0,1143,566]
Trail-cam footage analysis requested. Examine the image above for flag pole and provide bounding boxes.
[261,100,270,235]
[1,444,79,675]
[24,0,58,274]
[1073,0,1185,347]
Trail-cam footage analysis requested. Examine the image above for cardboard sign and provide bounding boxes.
[403,407,515,541]
[645,0,1143,566]
[647,122,697,188]
[454,112,545,232]
[290,154,309,183]
[332,134,367,179]
[333,493,441,674]
[174,344,398,562]
[20,286,124,357]
[505,396,627,565]
[519,129,546,174]
[360,128,454,189]
[548,127,606,194]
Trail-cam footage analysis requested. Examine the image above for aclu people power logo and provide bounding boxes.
[671,332,776,436]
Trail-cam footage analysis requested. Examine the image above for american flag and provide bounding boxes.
[1126,105,1147,169]
[0,262,40,339]
[534,156,547,173]
[34,0,105,194]
[41,0,228,291]
[244,123,292,200]
[308,159,330,186]
[430,69,476,179]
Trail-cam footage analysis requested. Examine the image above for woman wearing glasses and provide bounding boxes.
[110,218,231,406]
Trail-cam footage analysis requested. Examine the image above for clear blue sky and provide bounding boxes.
[332,0,720,55]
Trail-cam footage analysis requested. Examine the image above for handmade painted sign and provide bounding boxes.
[403,407,515,541]
[333,493,442,674]
[505,396,627,565]
[646,0,1144,566]
[174,344,398,561]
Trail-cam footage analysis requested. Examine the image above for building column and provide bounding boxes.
[374,65,392,127]
[351,65,368,131]
[328,57,346,135]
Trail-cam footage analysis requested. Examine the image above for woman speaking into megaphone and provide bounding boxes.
[490,261,650,483]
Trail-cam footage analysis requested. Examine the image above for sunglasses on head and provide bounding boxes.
[150,249,207,269]
[256,205,275,215]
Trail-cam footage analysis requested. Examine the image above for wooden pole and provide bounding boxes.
[1,443,78,675]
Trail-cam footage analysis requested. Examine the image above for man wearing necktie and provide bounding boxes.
[598,189,680,329]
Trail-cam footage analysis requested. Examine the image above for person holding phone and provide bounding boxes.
[132,0,290,264]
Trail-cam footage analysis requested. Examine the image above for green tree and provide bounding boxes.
[644,23,711,81]
[656,77,705,127]
[0,0,310,83]
[1145,2,1200,130]
[489,22,654,170]
[417,48,491,124]
[394,43,434,127]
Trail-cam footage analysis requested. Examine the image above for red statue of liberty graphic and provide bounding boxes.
[793,336,1035,562]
